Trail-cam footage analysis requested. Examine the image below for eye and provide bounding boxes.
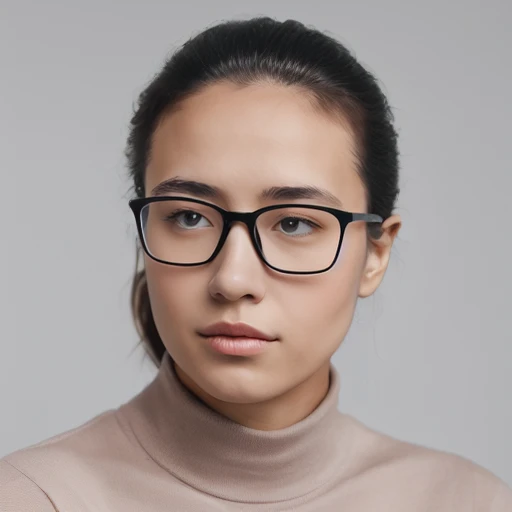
[276,217,316,236]
[166,210,212,229]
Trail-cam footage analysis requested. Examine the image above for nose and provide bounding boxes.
[207,223,266,304]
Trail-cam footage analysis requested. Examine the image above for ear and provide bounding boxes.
[358,215,402,298]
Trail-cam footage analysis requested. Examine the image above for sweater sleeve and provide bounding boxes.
[0,459,57,512]
[490,480,512,511]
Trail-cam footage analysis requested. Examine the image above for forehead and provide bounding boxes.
[147,81,366,211]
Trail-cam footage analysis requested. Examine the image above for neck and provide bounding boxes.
[174,360,332,430]
[118,350,354,503]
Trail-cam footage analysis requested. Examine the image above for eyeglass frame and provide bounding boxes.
[129,196,383,275]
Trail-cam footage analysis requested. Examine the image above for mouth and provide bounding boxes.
[198,322,278,342]
[198,322,278,356]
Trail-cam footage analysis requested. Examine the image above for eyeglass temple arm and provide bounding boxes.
[352,213,383,224]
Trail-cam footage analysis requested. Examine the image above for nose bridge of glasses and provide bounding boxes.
[222,210,259,237]
[224,210,257,227]
[220,210,260,254]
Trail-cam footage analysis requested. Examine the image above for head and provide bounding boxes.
[126,17,401,426]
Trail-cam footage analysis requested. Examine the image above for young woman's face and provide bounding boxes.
[144,81,394,424]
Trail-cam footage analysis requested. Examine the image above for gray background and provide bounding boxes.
[2,0,511,485]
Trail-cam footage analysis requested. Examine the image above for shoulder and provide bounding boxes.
[0,459,57,511]
[340,413,512,510]
[0,408,132,508]
[1,408,121,468]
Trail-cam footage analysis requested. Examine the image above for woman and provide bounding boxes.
[1,16,510,511]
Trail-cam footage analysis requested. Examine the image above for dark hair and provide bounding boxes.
[125,17,400,367]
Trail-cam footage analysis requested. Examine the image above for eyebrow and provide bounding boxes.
[150,177,343,208]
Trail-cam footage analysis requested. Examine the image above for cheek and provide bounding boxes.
[282,269,359,337]
[144,259,200,340]
[278,231,366,347]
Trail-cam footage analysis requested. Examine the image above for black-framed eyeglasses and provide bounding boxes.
[129,196,383,275]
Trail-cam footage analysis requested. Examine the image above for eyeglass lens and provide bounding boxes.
[140,200,342,272]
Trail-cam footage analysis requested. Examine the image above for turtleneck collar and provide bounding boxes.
[118,351,354,504]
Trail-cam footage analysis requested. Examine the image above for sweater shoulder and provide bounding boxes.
[345,413,503,478]
[0,458,57,511]
[340,413,511,507]
[0,408,145,509]
[0,408,129,483]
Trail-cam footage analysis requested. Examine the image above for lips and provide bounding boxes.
[198,322,277,341]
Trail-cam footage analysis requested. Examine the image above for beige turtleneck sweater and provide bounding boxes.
[1,351,511,511]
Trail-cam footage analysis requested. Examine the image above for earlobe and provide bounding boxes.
[358,215,401,298]
[358,248,387,298]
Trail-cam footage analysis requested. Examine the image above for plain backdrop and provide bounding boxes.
[2,0,511,486]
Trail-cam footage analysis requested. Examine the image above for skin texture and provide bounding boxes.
[144,81,401,431]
